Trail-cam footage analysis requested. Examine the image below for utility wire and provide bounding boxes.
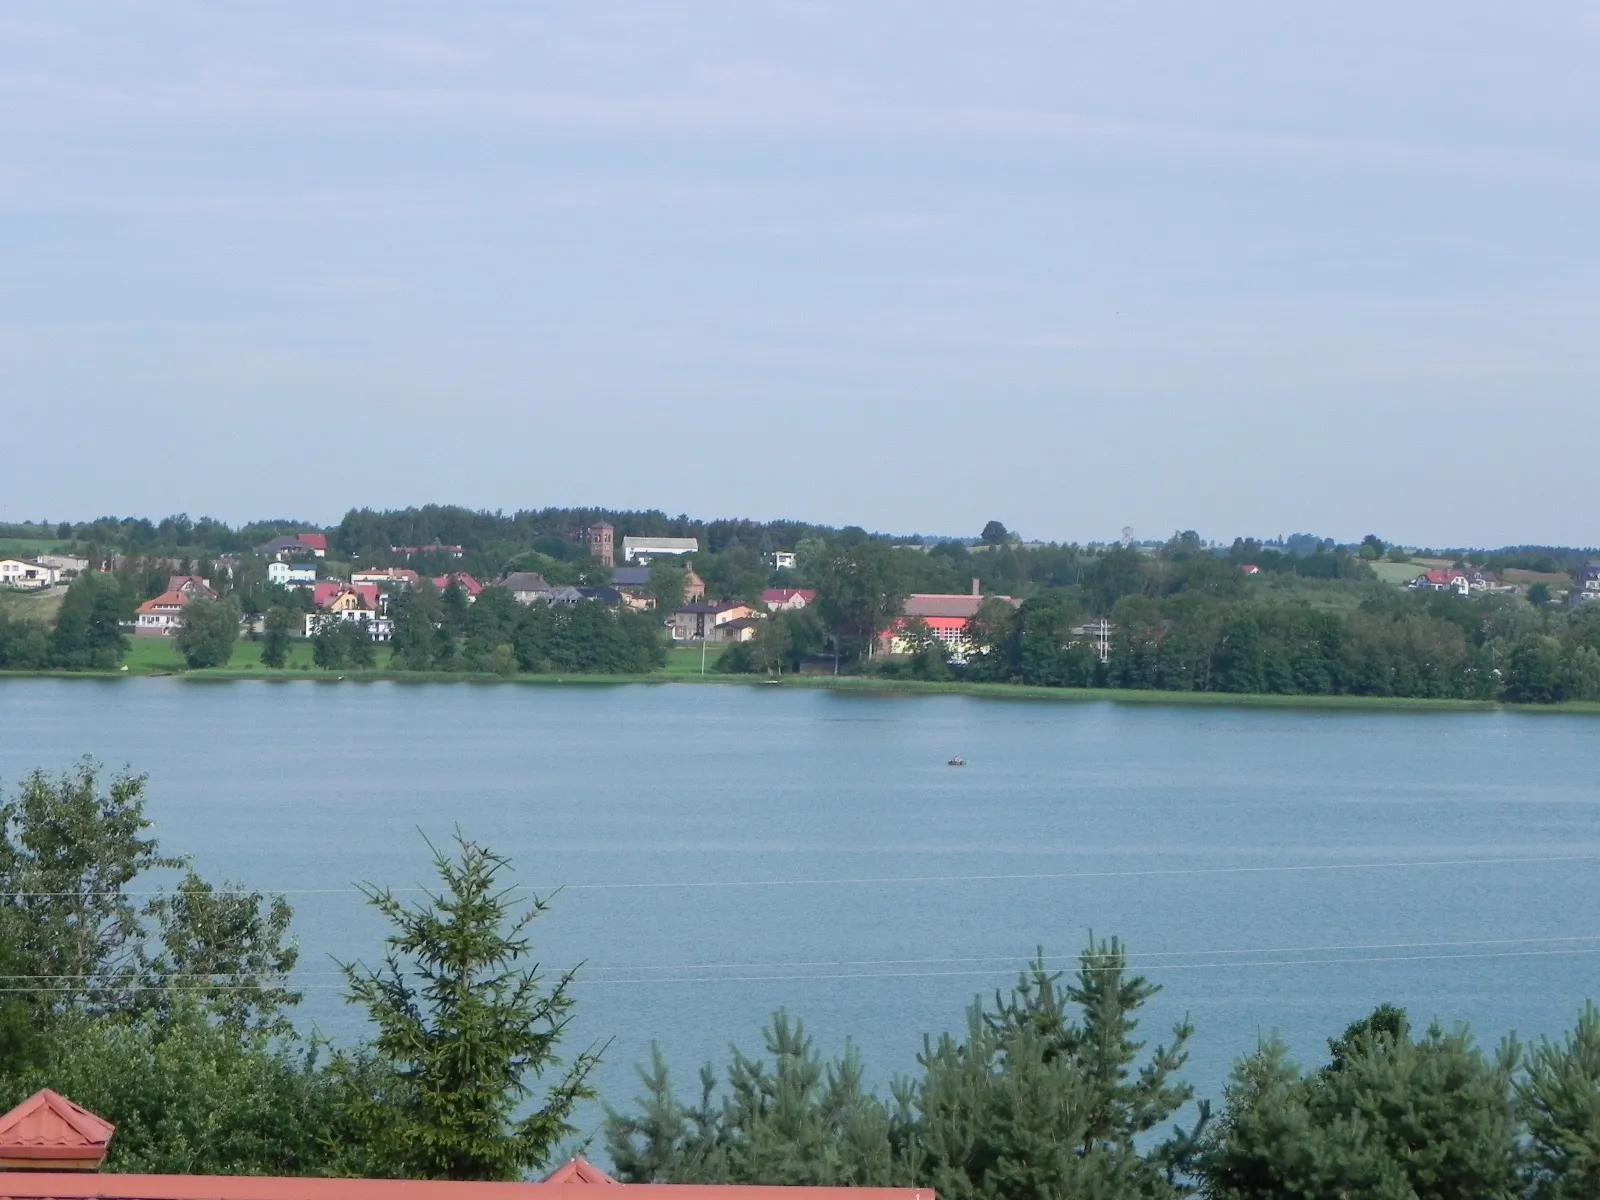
[2,852,1596,898]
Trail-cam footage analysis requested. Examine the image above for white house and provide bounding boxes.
[267,561,318,587]
[769,551,797,571]
[0,559,58,590]
[621,536,700,563]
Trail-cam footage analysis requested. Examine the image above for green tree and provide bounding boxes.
[336,833,604,1180]
[1504,634,1567,703]
[815,542,907,664]
[310,618,349,669]
[1528,582,1552,607]
[175,597,241,669]
[980,521,1010,547]
[1199,1005,1521,1200]
[0,761,179,1018]
[49,572,130,669]
[1519,1002,1600,1200]
[650,563,688,613]
[260,607,293,669]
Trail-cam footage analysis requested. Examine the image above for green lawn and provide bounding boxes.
[660,644,725,677]
[124,636,357,673]
[1367,561,1424,585]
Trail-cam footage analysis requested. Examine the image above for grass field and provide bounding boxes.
[124,636,373,674]
[1366,561,1423,585]
[0,586,68,622]
[660,644,725,677]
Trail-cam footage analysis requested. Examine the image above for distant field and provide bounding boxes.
[1367,561,1422,585]
[0,537,64,558]
[1500,568,1570,586]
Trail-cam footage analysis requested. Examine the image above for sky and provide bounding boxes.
[2,2,1598,547]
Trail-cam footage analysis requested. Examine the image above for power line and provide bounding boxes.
[2,852,1596,899]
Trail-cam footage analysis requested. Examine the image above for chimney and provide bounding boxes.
[0,1090,115,1171]
[971,578,981,597]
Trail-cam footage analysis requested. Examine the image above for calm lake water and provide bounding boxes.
[3,677,1598,1142]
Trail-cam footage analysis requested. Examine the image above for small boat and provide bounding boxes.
[948,756,966,767]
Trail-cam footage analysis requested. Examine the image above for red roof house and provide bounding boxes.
[760,589,816,612]
[0,1089,114,1171]
[0,1091,932,1200]
[296,533,329,554]
[433,573,484,598]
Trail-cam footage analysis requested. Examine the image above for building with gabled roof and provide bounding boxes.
[0,1090,934,1200]
[0,1089,114,1171]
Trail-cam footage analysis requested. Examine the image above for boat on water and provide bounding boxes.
[948,756,966,767]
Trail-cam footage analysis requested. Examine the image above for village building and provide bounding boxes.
[1573,562,1600,604]
[609,566,657,610]
[497,572,554,604]
[585,523,615,567]
[432,572,483,599]
[260,533,327,560]
[132,577,219,636]
[0,1088,927,1200]
[304,583,388,639]
[621,536,699,563]
[668,602,762,643]
[267,561,318,587]
[770,551,797,570]
[881,580,1019,661]
[35,553,89,578]
[761,588,816,612]
[0,559,58,590]
[351,567,421,589]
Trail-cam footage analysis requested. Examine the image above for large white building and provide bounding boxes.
[622,536,700,563]
[0,559,58,590]
[267,561,318,586]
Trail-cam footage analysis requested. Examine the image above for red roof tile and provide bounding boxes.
[541,1159,618,1186]
[0,1090,114,1168]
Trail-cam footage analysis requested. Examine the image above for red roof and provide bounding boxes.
[0,1090,114,1169]
[542,1159,618,1186]
[135,590,189,615]
[0,1178,930,1200]
[296,533,329,552]
[434,573,484,596]
[311,583,380,610]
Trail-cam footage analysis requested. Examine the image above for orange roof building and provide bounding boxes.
[0,1092,932,1200]
[0,1089,115,1171]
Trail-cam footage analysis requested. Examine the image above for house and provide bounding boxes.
[133,591,190,636]
[881,580,1019,661]
[1239,564,1261,575]
[717,616,763,643]
[267,561,318,587]
[0,1088,928,1200]
[684,569,707,603]
[578,586,624,607]
[496,572,554,604]
[1573,562,1600,604]
[260,533,326,561]
[761,588,816,612]
[0,559,58,590]
[432,572,484,599]
[1409,567,1490,596]
[304,584,388,639]
[351,567,420,590]
[770,551,797,571]
[667,602,762,643]
[35,553,88,579]
[608,566,657,610]
[168,576,218,601]
[622,536,699,563]
[585,523,615,567]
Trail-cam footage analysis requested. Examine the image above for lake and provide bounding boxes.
[2,677,1598,1145]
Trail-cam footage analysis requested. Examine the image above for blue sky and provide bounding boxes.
[3,3,1597,546]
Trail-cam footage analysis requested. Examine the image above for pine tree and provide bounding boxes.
[337,833,603,1180]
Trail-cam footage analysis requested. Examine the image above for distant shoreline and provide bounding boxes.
[4,666,1598,714]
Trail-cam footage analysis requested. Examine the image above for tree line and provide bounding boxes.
[2,761,1597,1197]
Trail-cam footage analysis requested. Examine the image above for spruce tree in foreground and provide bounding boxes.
[337,833,603,1180]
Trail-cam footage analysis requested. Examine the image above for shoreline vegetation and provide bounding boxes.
[4,657,1598,713]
